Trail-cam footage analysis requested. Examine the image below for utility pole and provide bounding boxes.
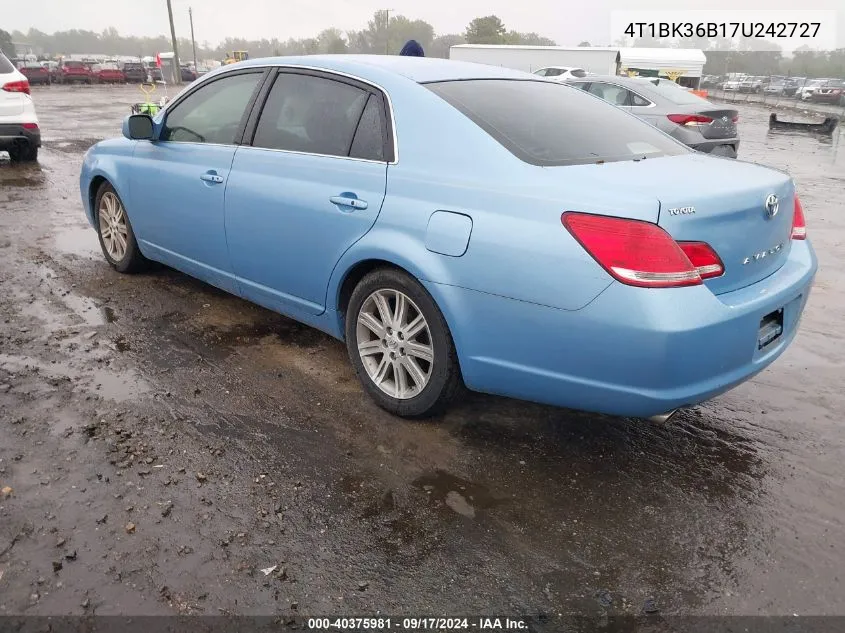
[165,0,182,83]
[189,6,197,70]
[383,8,393,55]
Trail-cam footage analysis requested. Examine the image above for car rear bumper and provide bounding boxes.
[0,123,41,148]
[689,138,740,157]
[428,239,817,418]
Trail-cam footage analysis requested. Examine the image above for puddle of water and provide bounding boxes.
[54,225,99,259]
[102,306,118,323]
[34,264,105,327]
[413,470,503,518]
[0,163,45,188]
[0,353,150,401]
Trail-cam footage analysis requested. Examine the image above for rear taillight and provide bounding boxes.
[667,114,713,126]
[678,242,724,279]
[732,115,739,123]
[2,79,30,95]
[791,196,807,240]
[22,123,38,130]
[561,212,703,288]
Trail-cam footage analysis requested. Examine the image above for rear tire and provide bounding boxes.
[94,182,148,274]
[8,143,38,162]
[345,268,463,418]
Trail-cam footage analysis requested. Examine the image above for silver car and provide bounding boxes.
[566,75,740,158]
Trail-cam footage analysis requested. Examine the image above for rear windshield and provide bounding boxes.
[426,79,688,167]
[636,78,709,105]
[124,63,143,69]
[64,61,86,68]
[0,53,14,74]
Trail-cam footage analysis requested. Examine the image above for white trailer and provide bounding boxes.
[449,45,621,75]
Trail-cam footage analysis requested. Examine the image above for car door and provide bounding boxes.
[225,69,390,318]
[128,69,267,293]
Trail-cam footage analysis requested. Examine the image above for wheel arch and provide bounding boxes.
[328,245,470,377]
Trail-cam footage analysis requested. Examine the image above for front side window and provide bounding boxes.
[162,71,263,144]
[544,68,563,77]
[426,79,689,166]
[252,73,372,159]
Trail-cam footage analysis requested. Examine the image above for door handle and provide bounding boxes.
[200,172,224,184]
[330,196,368,210]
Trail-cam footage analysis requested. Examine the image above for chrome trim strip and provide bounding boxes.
[158,63,399,165]
[232,144,390,165]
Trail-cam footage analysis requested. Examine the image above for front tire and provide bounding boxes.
[345,268,462,418]
[94,182,148,273]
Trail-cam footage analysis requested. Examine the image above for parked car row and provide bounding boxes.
[11,58,200,85]
[703,74,845,105]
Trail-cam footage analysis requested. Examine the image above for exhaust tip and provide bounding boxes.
[647,409,678,424]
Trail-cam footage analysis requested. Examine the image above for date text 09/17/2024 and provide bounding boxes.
[306,617,528,630]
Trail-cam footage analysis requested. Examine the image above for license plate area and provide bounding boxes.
[758,308,784,350]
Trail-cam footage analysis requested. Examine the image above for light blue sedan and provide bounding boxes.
[79,55,817,420]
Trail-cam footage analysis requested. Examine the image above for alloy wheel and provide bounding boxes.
[98,191,129,261]
[356,289,434,399]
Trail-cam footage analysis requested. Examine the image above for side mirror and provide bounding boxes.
[122,114,154,140]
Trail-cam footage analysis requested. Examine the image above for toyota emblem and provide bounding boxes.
[765,194,779,219]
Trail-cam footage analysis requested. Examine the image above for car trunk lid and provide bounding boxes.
[652,154,794,295]
[544,154,794,295]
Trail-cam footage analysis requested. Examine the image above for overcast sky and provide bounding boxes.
[5,0,844,48]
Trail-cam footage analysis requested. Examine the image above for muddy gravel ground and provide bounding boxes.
[0,84,844,621]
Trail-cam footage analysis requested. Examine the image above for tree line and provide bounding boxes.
[1,12,554,61]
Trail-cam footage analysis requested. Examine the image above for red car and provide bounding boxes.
[91,63,126,84]
[58,60,93,84]
[18,62,51,85]
[810,80,845,106]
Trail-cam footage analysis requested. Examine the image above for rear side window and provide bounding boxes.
[349,94,386,161]
[570,68,588,78]
[588,82,631,106]
[426,79,689,167]
[0,54,16,73]
[163,71,263,144]
[253,73,370,159]
[639,79,709,105]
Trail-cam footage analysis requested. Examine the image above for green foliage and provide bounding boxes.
[0,29,16,57]
[465,16,507,45]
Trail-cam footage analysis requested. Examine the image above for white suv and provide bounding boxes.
[0,52,40,162]
[533,66,588,81]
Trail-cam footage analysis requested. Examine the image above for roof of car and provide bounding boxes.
[218,54,534,84]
